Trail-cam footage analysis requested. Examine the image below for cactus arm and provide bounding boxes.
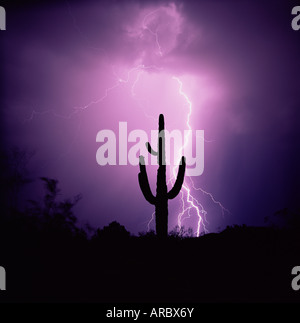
[167,156,186,199]
[146,142,158,156]
[138,156,156,205]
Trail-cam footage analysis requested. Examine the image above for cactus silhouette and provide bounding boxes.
[138,114,186,238]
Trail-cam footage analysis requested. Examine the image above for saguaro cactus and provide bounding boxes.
[138,114,186,238]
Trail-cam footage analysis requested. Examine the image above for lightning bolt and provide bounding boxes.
[171,76,206,237]
[171,77,229,236]
[142,9,163,57]
[24,64,163,123]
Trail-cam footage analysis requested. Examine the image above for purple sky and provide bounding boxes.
[1,0,299,235]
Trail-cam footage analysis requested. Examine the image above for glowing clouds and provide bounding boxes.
[123,2,193,66]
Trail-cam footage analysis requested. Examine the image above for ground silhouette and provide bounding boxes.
[1,193,300,302]
[0,149,299,302]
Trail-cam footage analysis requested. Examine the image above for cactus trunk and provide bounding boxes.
[155,165,168,237]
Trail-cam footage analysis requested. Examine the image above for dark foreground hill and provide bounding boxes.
[1,219,300,303]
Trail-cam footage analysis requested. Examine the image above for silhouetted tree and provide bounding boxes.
[138,114,186,238]
[27,177,83,237]
[0,147,34,211]
[92,221,130,240]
